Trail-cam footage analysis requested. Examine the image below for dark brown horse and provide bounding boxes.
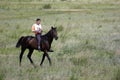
[16,27,58,67]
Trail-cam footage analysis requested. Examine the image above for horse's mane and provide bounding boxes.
[42,29,52,37]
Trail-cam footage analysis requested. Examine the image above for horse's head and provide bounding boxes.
[51,26,58,40]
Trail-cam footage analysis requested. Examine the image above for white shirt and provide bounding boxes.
[32,24,42,33]
[32,24,42,31]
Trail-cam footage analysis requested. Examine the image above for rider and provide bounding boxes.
[32,18,42,51]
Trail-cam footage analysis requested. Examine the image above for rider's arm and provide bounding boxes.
[32,25,39,33]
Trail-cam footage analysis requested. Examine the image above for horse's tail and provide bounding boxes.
[16,36,24,48]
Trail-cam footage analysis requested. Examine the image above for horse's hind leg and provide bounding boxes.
[27,49,35,67]
[19,47,26,66]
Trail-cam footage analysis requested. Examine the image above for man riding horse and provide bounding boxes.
[32,18,53,52]
[16,24,58,67]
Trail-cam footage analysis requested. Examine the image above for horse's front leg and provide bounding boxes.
[40,53,45,66]
[40,51,52,66]
[45,52,52,66]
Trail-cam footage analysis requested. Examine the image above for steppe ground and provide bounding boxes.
[0,0,120,80]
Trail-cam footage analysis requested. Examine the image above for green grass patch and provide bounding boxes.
[43,4,51,9]
[70,57,88,66]
[0,1,120,80]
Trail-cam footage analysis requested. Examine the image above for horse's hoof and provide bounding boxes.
[40,64,43,67]
[50,64,52,66]
[19,63,21,67]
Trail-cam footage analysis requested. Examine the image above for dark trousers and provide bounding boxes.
[35,33,41,47]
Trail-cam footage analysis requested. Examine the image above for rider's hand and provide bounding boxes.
[36,30,42,33]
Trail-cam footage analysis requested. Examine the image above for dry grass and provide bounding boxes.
[0,0,120,80]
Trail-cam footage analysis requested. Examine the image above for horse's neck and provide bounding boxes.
[44,30,53,45]
[48,36,53,45]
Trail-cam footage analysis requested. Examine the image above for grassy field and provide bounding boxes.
[0,0,120,80]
